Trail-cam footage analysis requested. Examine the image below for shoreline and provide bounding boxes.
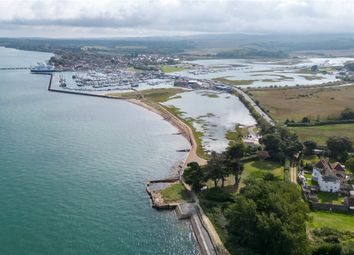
[127,98,207,168]
[47,74,227,255]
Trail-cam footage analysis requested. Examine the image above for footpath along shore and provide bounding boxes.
[47,74,228,255]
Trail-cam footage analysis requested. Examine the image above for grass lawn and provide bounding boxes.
[205,160,284,192]
[304,173,318,186]
[239,160,284,189]
[302,155,319,165]
[309,211,354,232]
[160,182,193,203]
[160,65,185,73]
[317,192,345,204]
[249,85,354,122]
[289,124,354,146]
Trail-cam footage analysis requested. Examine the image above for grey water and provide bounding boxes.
[164,90,256,153]
[0,47,198,255]
[173,58,354,88]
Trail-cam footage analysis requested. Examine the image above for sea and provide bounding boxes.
[0,46,199,254]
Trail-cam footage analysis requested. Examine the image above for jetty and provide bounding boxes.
[0,67,30,70]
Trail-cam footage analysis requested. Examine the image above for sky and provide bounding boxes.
[0,0,354,38]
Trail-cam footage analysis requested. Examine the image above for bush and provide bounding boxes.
[201,187,233,202]
[312,244,342,255]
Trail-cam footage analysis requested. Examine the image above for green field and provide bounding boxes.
[242,160,284,179]
[161,182,193,203]
[290,124,354,146]
[317,192,345,204]
[309,211,354,232]
[205,160,284,192]
[160,65,185,73]
[238,160,284,189]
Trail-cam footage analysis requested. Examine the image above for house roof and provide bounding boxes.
[314,158,344,182]
[331,162,345,172]
[315,158,336,176]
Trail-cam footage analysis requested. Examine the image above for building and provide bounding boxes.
[312,158,345,193]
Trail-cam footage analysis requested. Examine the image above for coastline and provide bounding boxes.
[47,74,227,255]
[127,98,207,167]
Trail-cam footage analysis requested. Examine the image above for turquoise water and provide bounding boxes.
[0,47,198,254]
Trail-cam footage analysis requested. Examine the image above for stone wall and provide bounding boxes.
[310,202,349,213]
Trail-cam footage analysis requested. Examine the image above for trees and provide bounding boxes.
[302,116,311,123]
[326,136,353,162]
[227,180,310,255]
[259,133,283,160]
[340,108,354,120]
[279,127,303,159]
[183,162,204,192]
[205,151,229,188]
[225,142,246,186]
[304,140,317,156]
[259,126,303,161]
[345,157,354,174]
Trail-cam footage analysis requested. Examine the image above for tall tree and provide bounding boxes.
[183,162,204,192]
[340,108,354,120]
[259,133,283,160]
[205,151,229,187]
[326,136,353,162]
[304,140,317,156]
[225,142,246,186]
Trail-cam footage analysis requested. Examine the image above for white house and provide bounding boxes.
[312,158,345,193]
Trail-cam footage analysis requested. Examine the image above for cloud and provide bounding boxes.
[0,0,354,37]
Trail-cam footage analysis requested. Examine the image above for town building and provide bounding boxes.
[312,158,345,193]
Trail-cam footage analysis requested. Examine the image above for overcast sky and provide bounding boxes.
[1,0,354,38]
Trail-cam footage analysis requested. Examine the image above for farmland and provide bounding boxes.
[289,123,354,146]
[249,85,354,122]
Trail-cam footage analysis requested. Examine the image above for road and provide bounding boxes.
[289,160,298,184]
[233,88,274,126]
[242,125,260,145]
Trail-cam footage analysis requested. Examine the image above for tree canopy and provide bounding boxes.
[326,136,353,162]
[304,140,317,156]
[227,179,310,255]
[183,162,204,191]
[345,157,354,174]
